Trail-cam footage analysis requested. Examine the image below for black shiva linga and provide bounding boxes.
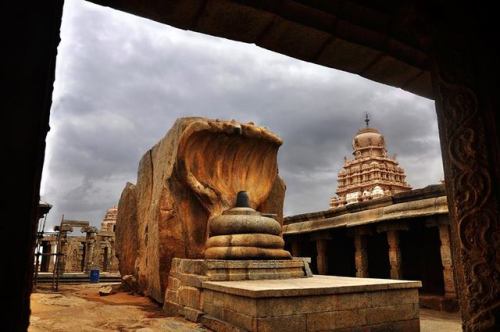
[204,191,291,260]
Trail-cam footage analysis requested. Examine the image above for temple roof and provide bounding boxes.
[331,120,411,208]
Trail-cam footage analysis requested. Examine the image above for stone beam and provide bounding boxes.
[283,196,447,235]
[87,0,432,98]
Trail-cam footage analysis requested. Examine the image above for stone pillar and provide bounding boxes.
[315,239,328,275]
[290,238,301,257]
[431,17,500,329]
[386,230,402,279]
[57,233,68,275]
[354,233,368,278]
[438,224,456,298]
[49,240,57,272]
[83,227,98,272]
[84,237,95,272]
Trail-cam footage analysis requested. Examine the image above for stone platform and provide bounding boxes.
[164,259,421,331]
[202,276,421,331]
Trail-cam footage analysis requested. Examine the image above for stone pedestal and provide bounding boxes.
[164,258,312,315]
[164,258,420,331]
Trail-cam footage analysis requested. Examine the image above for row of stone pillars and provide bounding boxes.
[351,224,455,299]
[55,226,98,273]
[290,222,456,300]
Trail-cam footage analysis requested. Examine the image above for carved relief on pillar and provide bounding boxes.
[433,53,500,330]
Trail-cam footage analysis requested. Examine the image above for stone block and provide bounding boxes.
[364,303,418,325]
[200,315,246,332]
[368,318,420,332]
[167,276,181,291]
[368,289,418,307]
[163,300,182,316]
[171,271,207,288]
[255,296,333,317]
[307,309,366,331]
[223,294,257,316]
[181,306,204,323]
[178,286,201,309]
[336,292,369,310]
[256,315,306,332]
[203,302,223,319]
[222,308,256,331]
[165,290,178,304]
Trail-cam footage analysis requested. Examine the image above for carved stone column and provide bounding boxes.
[290,238,301,257]
[315,239,328,275]
[354,232,368,278]
[431,17,500,330]
[438,224,456,298]
[57,232,68,275]
[83,227,98,272]
[386,230,402,279]
[49,240,57,272]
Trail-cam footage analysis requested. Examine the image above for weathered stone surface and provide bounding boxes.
[205,192,291,260]
[118,117,286,302]
[208,212,282,236]
[199,275,421,331]
[206,234,285,249]
[204,247,291,260]
[98,285,114,296]
[121,274,140,293]
[115,182,138,277]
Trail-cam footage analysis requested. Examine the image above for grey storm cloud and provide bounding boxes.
[41,0,443,229]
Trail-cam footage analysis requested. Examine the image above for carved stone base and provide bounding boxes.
[163,258,312,316]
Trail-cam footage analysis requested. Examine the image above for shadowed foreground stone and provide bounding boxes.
[115,117,286,302]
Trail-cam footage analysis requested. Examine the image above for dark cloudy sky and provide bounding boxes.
[40,0,444,229]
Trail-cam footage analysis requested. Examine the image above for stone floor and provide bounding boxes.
[29,283,461,332]
[29,283,208,332]
[420,308,462,332]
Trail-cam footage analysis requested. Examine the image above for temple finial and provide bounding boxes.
[364,113,370,127]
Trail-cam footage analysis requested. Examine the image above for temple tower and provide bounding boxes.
[330,115,411,208]
[100,206,117,233]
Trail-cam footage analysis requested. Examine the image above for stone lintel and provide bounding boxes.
[283,196,448,235]
[308,232,332,241]
[376,221,410,233]
[424,215,450,228]
[350,226,373,236]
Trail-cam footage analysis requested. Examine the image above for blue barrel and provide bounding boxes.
[89,268,100,283]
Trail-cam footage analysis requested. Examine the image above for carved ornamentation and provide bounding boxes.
[435,70,500,331]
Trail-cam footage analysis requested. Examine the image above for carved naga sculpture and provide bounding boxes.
[116,117,286,302]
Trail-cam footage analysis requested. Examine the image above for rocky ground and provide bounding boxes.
[29,283,207,332]
[29,283,461,331]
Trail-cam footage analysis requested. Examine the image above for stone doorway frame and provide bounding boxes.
[5,1,499,331]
